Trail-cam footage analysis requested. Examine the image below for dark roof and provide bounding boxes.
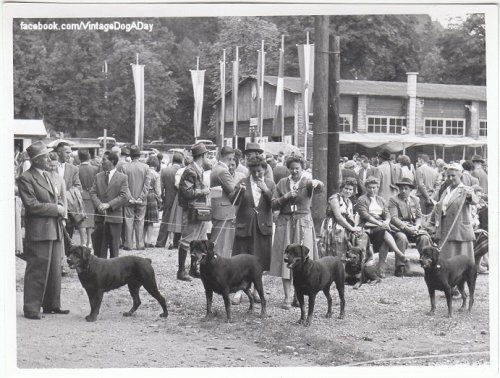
[260,76,486,102]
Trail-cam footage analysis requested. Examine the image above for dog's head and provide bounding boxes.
[419,246,440,269]
[345,247,363,267]
[67,245,92,273]
[190,240,215,267]
[284,243,310,269]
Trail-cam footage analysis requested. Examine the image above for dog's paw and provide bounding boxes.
[159,312,168,318]
[338,313,345,320]
[297,318,304,325]
[304,320,312,327]
[225,318,234,324]
[122,312,133,317]
[458,306,466,313]
[425,310,435,316]
[85,315,96,322]
[325,312,332,318]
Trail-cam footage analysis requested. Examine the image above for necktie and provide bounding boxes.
[105,171,110,185]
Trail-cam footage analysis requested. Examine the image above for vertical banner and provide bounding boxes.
[190,67,205,139]
[131,62,145,149]
[232,46,239,144]
[297,42,315,158]
[273,36,285,138]
[256,41,266,138]
[220,50,226,146]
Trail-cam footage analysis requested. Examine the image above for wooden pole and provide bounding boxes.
[219,49,226,148]
[259,40,265,140]
[312,16,329,232]
[233,46,239,148]
[327,35,340,198]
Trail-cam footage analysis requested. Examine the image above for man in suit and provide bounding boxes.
[376,150,401,201]
[415,154,440,215]
[55,142,82,256]
[121,145,150,250]
[357,156,380,195]
[471,154,488,194]
[461,160,480,187]
[177,143,211,281]
[388,178,432,276]
[155,152,183,248]
[18,141,69,319]
[209,146,245,259]
[90,151,129,258]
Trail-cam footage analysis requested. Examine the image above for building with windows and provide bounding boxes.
[215,73,487,161]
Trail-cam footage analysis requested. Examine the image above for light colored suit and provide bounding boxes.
[155,164,181,247]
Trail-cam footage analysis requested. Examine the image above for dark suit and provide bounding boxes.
[90,170,129,258]
[415,164,440,215]
[233,176,275,270]
[156,164,181,247]
[18,167,65,315]
[60,163,82,255]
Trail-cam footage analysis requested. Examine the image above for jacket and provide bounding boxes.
[355,194,390,228]
[210,161,240,220]
[388,194,422,229]
[90,170,129,224]
[178,162,208,209]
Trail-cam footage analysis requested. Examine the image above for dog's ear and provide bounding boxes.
[300,245,310,261]
[284,244,291,256]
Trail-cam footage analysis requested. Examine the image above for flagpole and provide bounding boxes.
[259,40,265,140]
[281,35,285,142]
[304,34,309,160]
[220,49,226,148]
[232,46,239,149]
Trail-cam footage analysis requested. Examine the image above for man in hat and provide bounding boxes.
[121,145,150,250]
[209,146,245,258]
[388,178,432,277]
[377,150,401,201]
[243,142,273,181]
[17,141,69,319]
[177,143,211,281]
[55,141,82,257]
[116,146,130,173]
[471,154,488,194]
[415,154,440,215]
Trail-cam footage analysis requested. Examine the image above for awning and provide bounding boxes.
[13,119,47,137]
[339,133,487,152]
[261,142,301,156]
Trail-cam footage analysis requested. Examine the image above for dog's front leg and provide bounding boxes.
[426,287,436,316]
[243,287,254,313]
[305,293,317,326]
[202,290,214,321]
[86,290,104,322]
[444,287,453,318]
[222,291,233,323]
[457,282,467,312]
[323,287,333,318]
[297,292,306,325]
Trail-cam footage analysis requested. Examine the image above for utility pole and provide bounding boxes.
[328,36,340,197]
[312,16,329,231]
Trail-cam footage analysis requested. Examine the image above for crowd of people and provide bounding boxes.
[14,139,489,319]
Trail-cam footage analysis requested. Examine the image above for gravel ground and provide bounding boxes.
[15,226,491,369]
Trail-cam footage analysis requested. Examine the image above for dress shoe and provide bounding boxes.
[24,312,41,320]
[189,268,201,279]
[177,270,192,281]
[394,266,406,277]
[122,246,132,251]
[43,308,70,315]
[155,244,165,248]
[145,243,155,248]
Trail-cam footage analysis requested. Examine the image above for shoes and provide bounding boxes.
[136,245,145,251]
[280,301,291,310]
[24,312,41,320]
[145,243,155,248]
[43,308,70,315]
[394,266,406,277]
[253,295,262,304]
[155,244,165,248]
[177,270,192,282]
[291,298,300,307]
[123,247,132,251]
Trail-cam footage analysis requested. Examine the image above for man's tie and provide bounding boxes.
[43,171,55,195]
[104,171,110,186]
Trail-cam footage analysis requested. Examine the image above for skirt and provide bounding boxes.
[167,194,183,233]
[318,217,351,258]
[365,226,386,252]
[440,240,474,263]
[210,218,235,258]
[232,218,272,271]
[144,191,159,225]
[270,213,319,280]
[79,198,95,228]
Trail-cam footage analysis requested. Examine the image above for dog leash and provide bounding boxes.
[212,186,243,246]
[60,218,74,247]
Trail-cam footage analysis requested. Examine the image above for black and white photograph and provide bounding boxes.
[2,1,499,376]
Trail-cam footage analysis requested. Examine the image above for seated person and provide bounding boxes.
[388,178,433,276]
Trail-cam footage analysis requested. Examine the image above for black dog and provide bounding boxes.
[344,246,380,288]
[67,245,168,322]
[419,246,487,317]
[190,240,266,323]
[284,243,345,326]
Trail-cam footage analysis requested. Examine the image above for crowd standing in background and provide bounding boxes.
[14,139,490,319]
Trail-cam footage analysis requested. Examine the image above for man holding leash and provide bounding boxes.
[17,141,69,319]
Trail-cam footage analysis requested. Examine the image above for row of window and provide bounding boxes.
[339,115,487,136]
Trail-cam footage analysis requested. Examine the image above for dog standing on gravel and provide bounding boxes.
[284,243,345,326]
[190,240,266,323]
[419,245,487,318]
[67,245,168,322]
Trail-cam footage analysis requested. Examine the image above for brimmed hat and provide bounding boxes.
[343,160,356,169]
[378,150,391,161]
[121,146,130,156]
[191,142,208,157]
[26,140,52,160]
[446,163,463,172]
[395,177,416,188]
[129,145,141,157]
[471,154,485,163]
[244,142,263,155]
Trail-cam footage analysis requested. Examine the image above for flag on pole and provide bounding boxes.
[131,62,145,149]
[232,47,239,140]
[256,41,265,139]
[220,50,226,144]
[190,68,205,139]
[272,45,285,137]
[297,42,314,158]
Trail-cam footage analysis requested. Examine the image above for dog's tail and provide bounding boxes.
[473,230,488,266]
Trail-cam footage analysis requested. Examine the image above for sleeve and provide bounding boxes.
[388,198,403,228]
[356,197,371,223]
[90,177,102,208]
[154,174,162,202]
[179,169,203,202]
[71,165,82,192]
[18,175,59,217]
[139,166,151,202]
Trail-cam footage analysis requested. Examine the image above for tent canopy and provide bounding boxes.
[14,119,47,137]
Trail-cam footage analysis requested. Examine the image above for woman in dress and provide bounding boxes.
[319,178,362,257]
[143,156,161,248]
[270,155,324,309]
[78,149,98,248]
[356,176,407,278]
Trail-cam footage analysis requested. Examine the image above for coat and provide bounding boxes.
[210,161,240,220]
[178,162,208,208]
[160,164,180,211]
[18,167,64,241]
[431,185,478,242]
[355,194,390,227]
[90,170,129,224]
[415,164,440,200]
[235,176,275,237]
[388,194,423,228]
[122,159,150,201]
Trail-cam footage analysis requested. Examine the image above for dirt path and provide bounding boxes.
[15,230,490,368]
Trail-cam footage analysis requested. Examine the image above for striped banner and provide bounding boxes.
[232,48,239,140]
[131,63,145,149]
[190,69,205,139]
[272,47,285,137]
[297,42,314,157]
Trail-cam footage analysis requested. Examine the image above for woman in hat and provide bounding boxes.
[319,178,362,258]
[270,155,324,309]
[356,176,407,278]
[429,163,478,262]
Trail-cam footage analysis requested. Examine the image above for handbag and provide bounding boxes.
[188,202,212,222]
